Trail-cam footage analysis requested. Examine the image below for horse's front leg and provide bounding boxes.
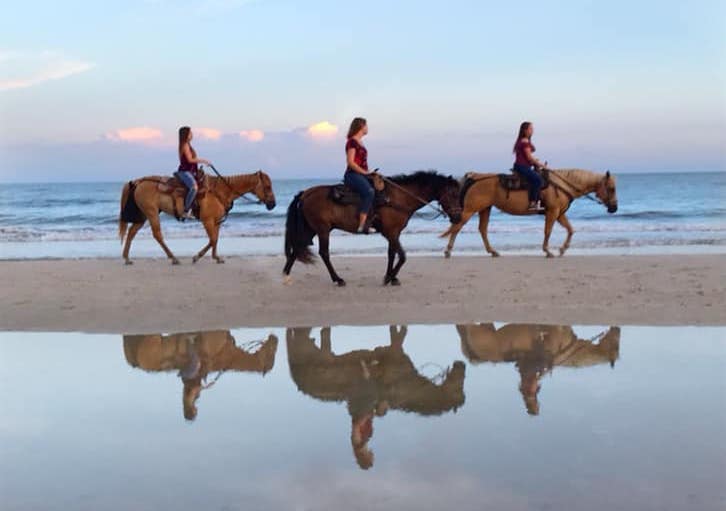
[193,219,218,263]
[318,231,345,286]
[542,208,557,258]
[556,213,574,256]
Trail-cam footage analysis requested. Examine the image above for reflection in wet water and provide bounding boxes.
[2,324,724,511]
[123,330,278,420]
[457,324,620,415]
[287,326,465,469]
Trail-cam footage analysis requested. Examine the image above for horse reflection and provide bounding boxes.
[457,323,620,415]
[123,330,278,421]
[287,325,465,469]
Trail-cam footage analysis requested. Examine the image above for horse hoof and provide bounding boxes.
[383,276,391,286]
[491,252,500,258]
[444,251,451,259]
[390,278,401,286]
[282,275,293,286]
[124,260,133,266]
[216,258,225,264]
[545,253,554,259]
[171,258,180,265]
[192,256,199,264]
[336,279,346,287]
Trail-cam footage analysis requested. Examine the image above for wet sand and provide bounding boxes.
[0,254,723,332]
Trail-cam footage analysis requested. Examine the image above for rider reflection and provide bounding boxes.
[123,330,278,421]
[287,325,465,469]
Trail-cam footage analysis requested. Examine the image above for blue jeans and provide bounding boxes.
[344,171,374,214]
[177,171,197,211]
[513,164,543,202]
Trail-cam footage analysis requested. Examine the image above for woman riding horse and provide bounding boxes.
[177,126,212,219]
[344,117,376,234]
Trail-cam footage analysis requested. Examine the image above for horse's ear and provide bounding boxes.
[606,170,611,178]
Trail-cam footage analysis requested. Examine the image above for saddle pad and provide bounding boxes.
[329,184,388,207]
[498,168,550,191]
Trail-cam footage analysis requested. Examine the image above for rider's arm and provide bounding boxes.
[182,144,211,166]
[346,147,368,175]
[523,146,543,169]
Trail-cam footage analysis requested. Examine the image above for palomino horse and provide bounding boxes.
[119,170,276,265]
[456,323,620,415]
[441,168,618,258]
[284,171,462,286]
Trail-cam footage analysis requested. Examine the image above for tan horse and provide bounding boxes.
[118,171,276,265]
[441,168,618,258]
[456,323,620,415]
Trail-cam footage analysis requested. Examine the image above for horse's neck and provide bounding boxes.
[214,174,256,199]
[556,169,602,196]
[394,183,434,211]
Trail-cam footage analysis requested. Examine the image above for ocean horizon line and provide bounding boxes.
[1,168,725,185]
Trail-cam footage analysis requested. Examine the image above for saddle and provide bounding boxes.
[155,173,208,221]
[329,173,388,208]
[157,172,208,199]
[498,168,550,191]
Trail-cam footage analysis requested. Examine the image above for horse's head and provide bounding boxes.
[596,171,618,213]
[252,170,277,210]
[435,174,463,224]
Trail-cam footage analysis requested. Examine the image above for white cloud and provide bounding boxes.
[307,121,339,140]
[0,50,93,92]
[239,129,265,142]
[196,127,223,140]
[105,126,165,144]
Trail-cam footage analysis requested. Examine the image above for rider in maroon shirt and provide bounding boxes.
[177,126,212,219]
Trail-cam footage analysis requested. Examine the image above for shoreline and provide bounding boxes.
[1,254,723,332]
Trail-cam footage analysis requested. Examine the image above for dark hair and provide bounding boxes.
[513,121,532,153]
[178,126,196,158]
[347,117,367,139]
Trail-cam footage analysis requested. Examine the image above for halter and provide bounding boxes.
[549,170,611,206]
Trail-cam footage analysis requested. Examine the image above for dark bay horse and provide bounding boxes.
[283,171,462,286]
[119,171,276,265]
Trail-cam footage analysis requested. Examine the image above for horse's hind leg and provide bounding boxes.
[556,213,574,256]
[318,231,345,286]
[443,209,475,258]
[122,222,145,265]
[389,237,407,284]
[147,213,180,264]
[282,255,296,285]
[477,207,499,257]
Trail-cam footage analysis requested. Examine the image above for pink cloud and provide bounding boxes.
[307,121,339,140]
[196,127,222,140]
[239,129,265,142]
[105,126,165,144]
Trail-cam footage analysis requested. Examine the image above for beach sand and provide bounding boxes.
[1,254,723,332]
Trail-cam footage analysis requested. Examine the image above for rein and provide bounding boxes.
[548,170,604,205]
[380,175,446,217]
[205,165,264,224]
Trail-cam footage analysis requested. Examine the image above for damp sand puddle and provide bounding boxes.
[1,324,724,510]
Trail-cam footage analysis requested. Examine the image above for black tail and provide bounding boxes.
[285,192,316,264]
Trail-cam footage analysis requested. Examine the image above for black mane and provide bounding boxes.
[388,170,457,188]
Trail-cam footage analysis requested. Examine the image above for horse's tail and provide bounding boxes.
[285,192,315,264]
[119,180,146,244]
[119,182,131,243]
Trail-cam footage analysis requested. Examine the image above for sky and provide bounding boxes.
[1,0,724,182]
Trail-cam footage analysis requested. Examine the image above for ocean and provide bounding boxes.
[0,172,724,259]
